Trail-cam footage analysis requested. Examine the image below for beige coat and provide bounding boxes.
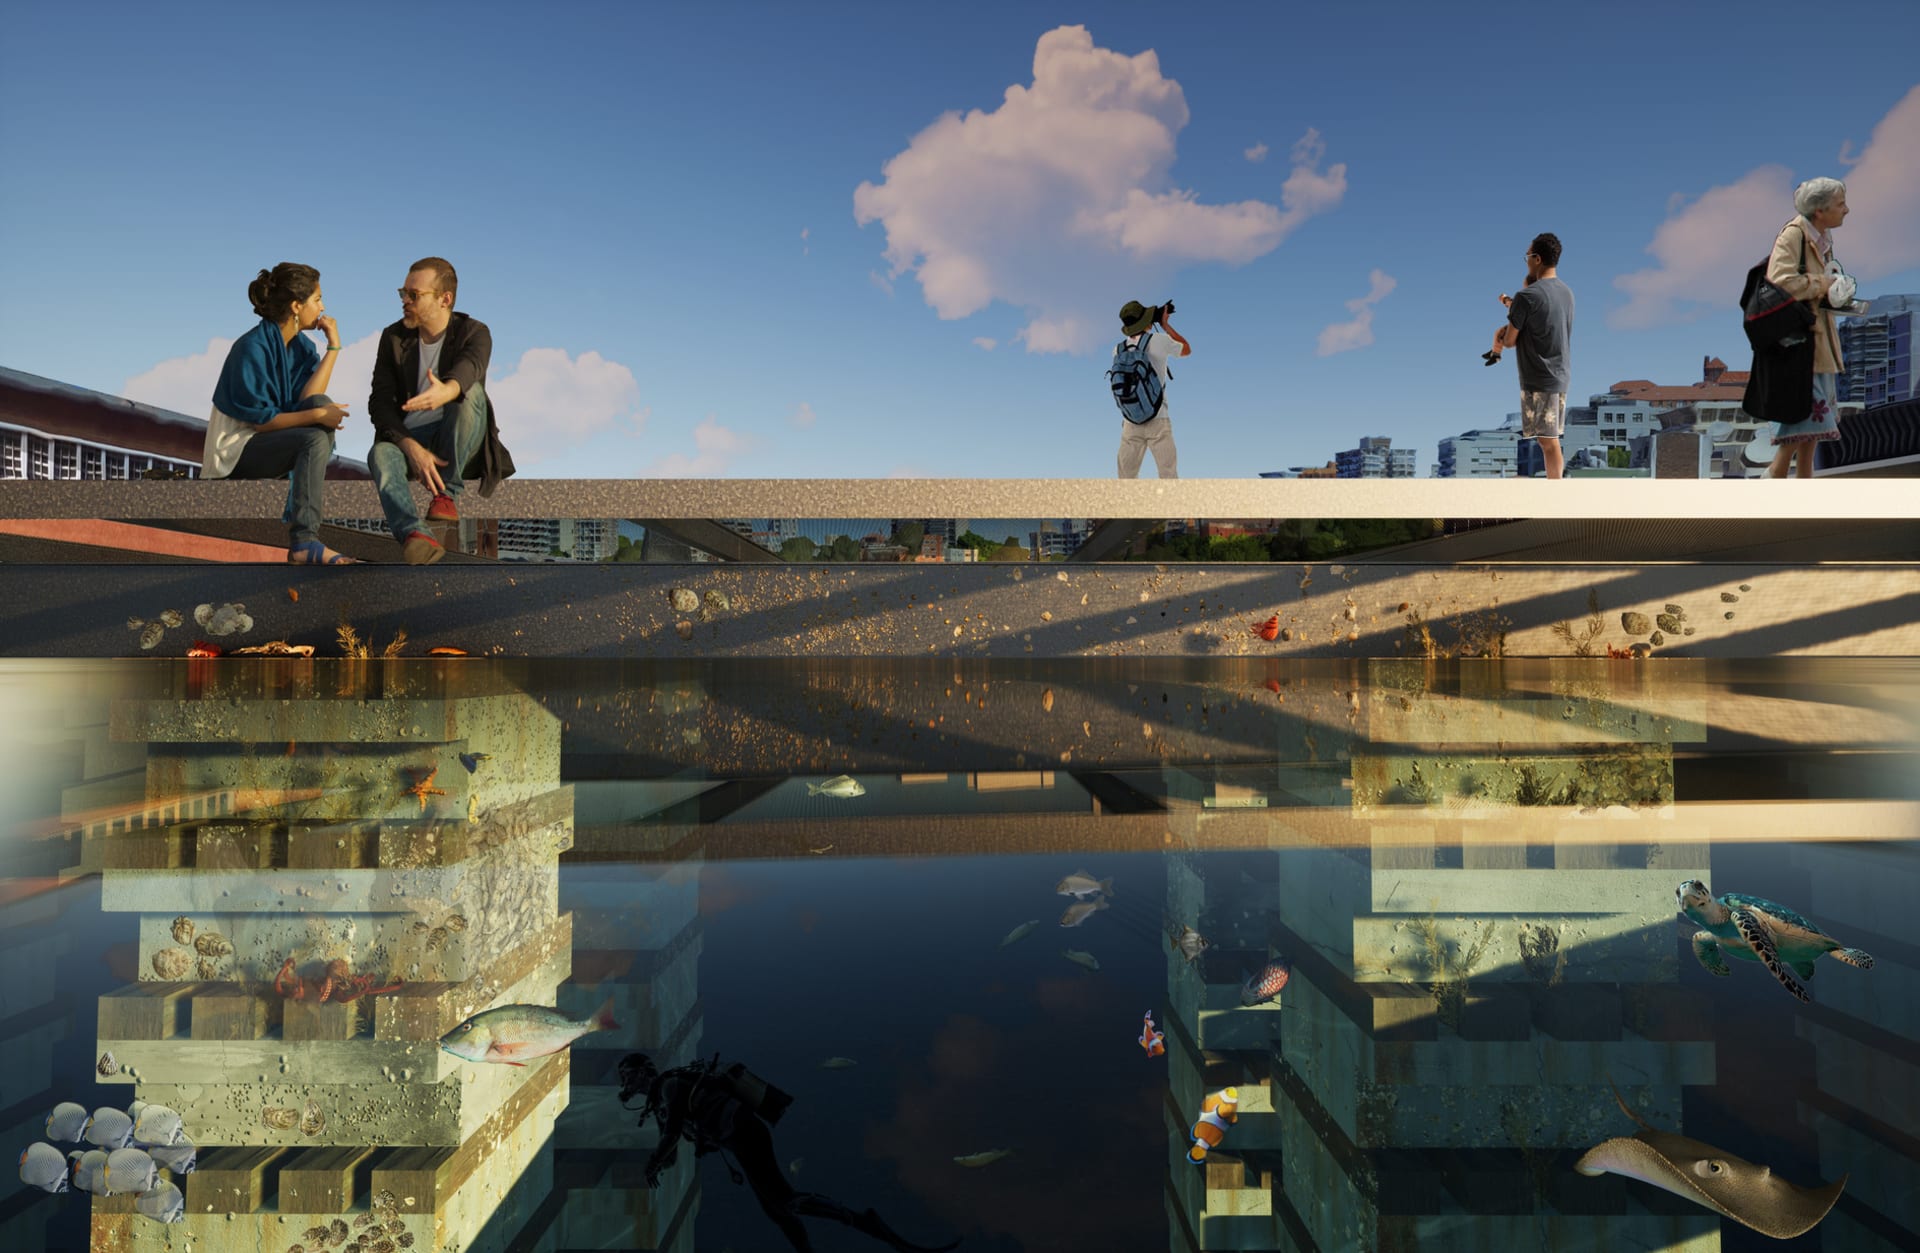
[1767,215,1845,375]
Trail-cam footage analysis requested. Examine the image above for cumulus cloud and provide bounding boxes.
[1316,269,1397,356]
[1611,85,1920,329]
[971,337,997,351]
[123,332,382,422]
[641,414,755,477]
[789,401,816,429]
[1244,141,1268,163]
[486,348,645,443]
[853,25,1343,354]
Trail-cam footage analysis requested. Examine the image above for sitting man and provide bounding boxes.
[367,257,514,565]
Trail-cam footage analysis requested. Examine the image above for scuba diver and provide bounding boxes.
[619,1051,961,1253]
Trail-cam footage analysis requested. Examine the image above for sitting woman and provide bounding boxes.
[202,263,356,564]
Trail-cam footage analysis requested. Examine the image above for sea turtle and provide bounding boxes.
[1676,879,1873,1003]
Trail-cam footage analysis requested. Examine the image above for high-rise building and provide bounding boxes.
[1435,421,1521,477]
[1333,436,1416,478]
[1837,294,1918,408]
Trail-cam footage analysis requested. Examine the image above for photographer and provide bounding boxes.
[1486,234,1574,479]
[1111,299,1191,479]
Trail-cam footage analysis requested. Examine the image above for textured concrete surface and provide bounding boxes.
[5,559,1917,658]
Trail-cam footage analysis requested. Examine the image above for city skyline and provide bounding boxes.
[1,4,1916,481]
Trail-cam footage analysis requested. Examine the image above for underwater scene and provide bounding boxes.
[1,657,1916,1253]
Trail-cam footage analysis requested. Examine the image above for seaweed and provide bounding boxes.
[1551,589,1608,658]
[1518,923,1568,987]
[1409,913,1496,1030]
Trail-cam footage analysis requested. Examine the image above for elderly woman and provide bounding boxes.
[202,262,356,563]
[1763,178,1853,478]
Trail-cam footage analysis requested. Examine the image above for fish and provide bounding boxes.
[439,998,619,1066]
[129,1101,187,1148]
[820,1057,858,1070]
[69,1149,111,1196]
[1241,959,1292,1007]
[458,752,491,773]
[45,1101,91,1142]
[83,1106,134,1149]
[998,919,1042,947]
[17,1142,68,1193]
[1139,1011,1165,1058]
[135,1180,185,1223]
[806,775,866,799]
[1169,924,1211,965]
[1062,949,1100,972]
[1188,1088,1241,1163]
[1575,1078,1845,1239]
[105,1147,158,1196]
[953,1149,1013,1168]
[1055,870,1113,899]
[1059,898,1109,928]
[147,1144,197,1175]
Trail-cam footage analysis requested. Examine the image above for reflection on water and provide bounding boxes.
[0,658,1916,1252]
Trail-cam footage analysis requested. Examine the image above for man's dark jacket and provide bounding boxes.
[368,311,516,497]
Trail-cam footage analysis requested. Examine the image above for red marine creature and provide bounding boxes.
[405,766,447,813]
[274,956,403,1003]
[1250,614,1281,642]
[186,641,223,658]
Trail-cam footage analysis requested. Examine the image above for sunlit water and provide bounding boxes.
[2,658,1916,1253]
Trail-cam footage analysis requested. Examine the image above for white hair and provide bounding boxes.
[1794,177,1846,218]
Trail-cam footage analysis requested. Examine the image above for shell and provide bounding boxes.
[353,1214,374,1229]
[412,921,430,934]
[304,1227,329,1244]
[669,588,699,613]
[397,1235,414,1249]
[194,604,215,627]
[139,623,166,650]
[127,617,146,631]
[97,1051,118,1077]
[170,916,195,944]
[675,619,694,640]
[426,927,449,952]
[442,913,467,933]
[385,1220,405,1235]
[369,1240,395,1253]
[330,1218,349,1242]
[703,589,731,612]
[158,609,184,628]
[263,1107,299,1130]
[300,1099,326,1137]
[194,932,233,957]
[196,957,223,980]
[151,947,192,979]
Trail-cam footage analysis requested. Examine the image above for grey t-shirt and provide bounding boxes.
[1508,276,1574,395]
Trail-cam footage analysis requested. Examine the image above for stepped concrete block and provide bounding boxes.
[190,987,280,1040]
[1367,869,1679,915]
[1356,912,1677,985]
[95,1037,449,1086]
[280,997,366,1041]
[97,982,199,1040]
[276,1144,375,1213]
[186,1145,287,1214]
[1367,693,1706,746]
[376,915,572,1042]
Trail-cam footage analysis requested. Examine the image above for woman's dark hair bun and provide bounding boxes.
[248,262,320,321]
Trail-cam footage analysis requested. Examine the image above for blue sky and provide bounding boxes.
[2,1,1916,479]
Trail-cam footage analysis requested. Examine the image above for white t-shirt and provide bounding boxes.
[405,336,446,430]
[1124,331,1179,421]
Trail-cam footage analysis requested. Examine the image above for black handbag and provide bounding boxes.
[1740,225,1815,350]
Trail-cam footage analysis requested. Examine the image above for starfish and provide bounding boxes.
[405,766,446,814]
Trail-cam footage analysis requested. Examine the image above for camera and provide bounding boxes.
[1159,300,1176,319]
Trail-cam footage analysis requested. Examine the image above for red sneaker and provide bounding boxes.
[427,493,459,521]
[402,531,445,566]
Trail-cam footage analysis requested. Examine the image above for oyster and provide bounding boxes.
[426,927,450,952]
[194,603,215,627]
[194,931,233,957]
[300,1098,326,1137]
[170,916,195,944]
[158,609,184,628]
[151,947,192,979]
[139,623,166,650]
[196,956,223,980]
[443,913,467,932]
[669,588,698,613]
[263,1106,300,1130]
[127,617,146,631]
[96,1051,118,1077]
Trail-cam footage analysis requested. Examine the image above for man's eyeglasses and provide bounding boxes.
[398,288,441,303]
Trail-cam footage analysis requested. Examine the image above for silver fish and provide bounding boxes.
[147,1144,197,1175]
[1055,870,1112,899]
[130,1102,187,1147]
[135,1180,185,1223]
[1576,1079,1844,1239]
[45,1102,90,1142]
[806,775,866,799]
[1169,924,1212,965]
[105,1147,157,1196]
[1059,898,1109,928]
[69,1149,110,1196]
[84,1107,134,1149]
[820,1057,858,1070]
[17,1142,68,1193]
[998,919,1041,947]
[1062,949,1100,972]
[953,1149,1013,1168]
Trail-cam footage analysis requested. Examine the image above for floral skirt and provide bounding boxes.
[1770,372,1840,447]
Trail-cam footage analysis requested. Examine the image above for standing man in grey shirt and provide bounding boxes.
[1487,233,1574,479]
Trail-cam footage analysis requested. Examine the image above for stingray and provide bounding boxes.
[1574,1078,1845,1240]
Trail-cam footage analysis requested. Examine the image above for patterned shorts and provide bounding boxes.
[1520,391,1567,440]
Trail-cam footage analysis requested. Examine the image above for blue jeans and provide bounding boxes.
[369,382,488,542]
[228,393,336,545]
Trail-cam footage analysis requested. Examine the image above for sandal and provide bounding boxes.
[288,540,356,566]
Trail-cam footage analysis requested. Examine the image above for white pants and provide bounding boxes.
[1117,412,1177,478]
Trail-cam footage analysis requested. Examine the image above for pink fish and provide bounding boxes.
[1240,959,1290,1006]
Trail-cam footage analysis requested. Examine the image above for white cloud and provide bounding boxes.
[487,347,645,444]
[853,25,1343,355]
[641,415,755,477]
[789,401,817,428]
[1316,269,1397,357]
[971,337,998,351]
[1611,85,1920,329]
[869,270,894,296]
[124,331,383,430]
[1244,142,1268,163]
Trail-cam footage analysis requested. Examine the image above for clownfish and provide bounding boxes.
[1139,1011,1165,1058]
[1187,1087,1240,1163]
